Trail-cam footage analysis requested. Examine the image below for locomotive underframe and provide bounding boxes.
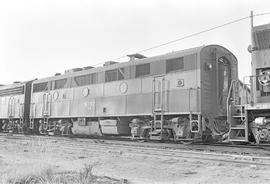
[28,111,222,143]
[1,118,25,133]
[246,104,270,144]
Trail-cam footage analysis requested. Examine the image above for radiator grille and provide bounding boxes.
[254,29,270,50]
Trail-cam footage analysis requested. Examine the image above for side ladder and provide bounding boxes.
[151,76,167,140]
[151,109,165,139]
[228,104,248,142]
[227,80,248,142]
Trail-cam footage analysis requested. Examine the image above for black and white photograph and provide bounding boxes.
[0,0,270,183]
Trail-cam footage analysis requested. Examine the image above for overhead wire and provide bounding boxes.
[92,11,270,67]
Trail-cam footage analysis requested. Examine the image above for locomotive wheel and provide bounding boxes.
[141,128,151,140]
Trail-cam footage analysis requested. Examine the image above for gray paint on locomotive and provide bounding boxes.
[29,45,237,124]
[200,45,238,119]
[31,46,203,85]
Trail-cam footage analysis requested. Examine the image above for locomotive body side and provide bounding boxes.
[30,49,200,118]
[29,47,202,136]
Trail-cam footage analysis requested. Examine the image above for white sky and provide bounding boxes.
[0,0,269,84]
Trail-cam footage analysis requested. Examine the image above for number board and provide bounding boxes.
[177,79,184,87]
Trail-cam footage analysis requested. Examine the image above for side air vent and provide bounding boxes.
[55,73,61,76]
[0,86,24,96]
[254,29,270,50]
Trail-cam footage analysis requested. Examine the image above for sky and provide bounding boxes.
[0,0,270,84]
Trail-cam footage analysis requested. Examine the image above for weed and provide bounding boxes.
[3,164,127,184]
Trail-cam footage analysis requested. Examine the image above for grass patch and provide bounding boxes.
[5,164,128,184]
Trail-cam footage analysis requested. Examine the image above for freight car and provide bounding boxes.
[0,81,33,133]
[229,16,270,144]
[27,44,239,142]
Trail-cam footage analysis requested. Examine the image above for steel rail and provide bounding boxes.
[1,134,270,167]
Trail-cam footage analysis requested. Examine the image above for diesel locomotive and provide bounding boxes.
[228,17,270,144]
[0,44,242,142]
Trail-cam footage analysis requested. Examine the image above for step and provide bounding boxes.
[232,115,245,118]
[229,138,248,142]
[230,126,246,130]
[153,112,164,115]
[154,110,166,113]
[153,114,164,117]
[233,105,245,108]
[154,108,162,112]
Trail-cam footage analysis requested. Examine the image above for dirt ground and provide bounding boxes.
[0,135,270,184]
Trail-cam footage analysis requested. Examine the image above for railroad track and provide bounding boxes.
[1,132,270,157]
[1,133,270,167]
[0,132,269,152]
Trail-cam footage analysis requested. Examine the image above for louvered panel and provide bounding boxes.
[0,86,24,96]
[254,29,270,50]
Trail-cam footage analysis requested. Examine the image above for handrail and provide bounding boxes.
[226,79,238,127]
[227,78,250,126]
[243,76,252,105]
